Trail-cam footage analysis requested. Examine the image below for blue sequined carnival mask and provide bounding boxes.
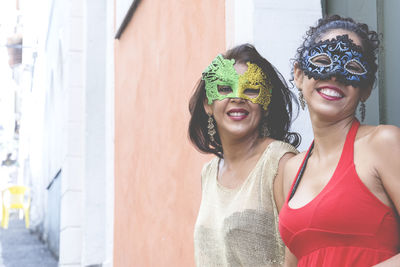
[300,34,372,87]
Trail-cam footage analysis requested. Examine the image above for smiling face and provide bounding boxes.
[204,62,264,140]
[294,29,372,121]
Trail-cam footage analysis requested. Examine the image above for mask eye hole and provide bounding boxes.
[243,88,260,99]
[217,85,233,95]
[344,59,367,75]
[309,53,332,67]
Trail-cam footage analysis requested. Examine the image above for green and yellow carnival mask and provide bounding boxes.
[202,54,272,110]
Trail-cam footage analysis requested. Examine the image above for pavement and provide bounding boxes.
[0,214,58,267]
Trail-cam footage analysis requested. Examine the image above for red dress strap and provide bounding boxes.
[334,119,360,173]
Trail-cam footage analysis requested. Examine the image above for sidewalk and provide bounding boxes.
[0,214,58,267]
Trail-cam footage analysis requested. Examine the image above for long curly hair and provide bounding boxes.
[292,15,380,89]
[188,44,301,158]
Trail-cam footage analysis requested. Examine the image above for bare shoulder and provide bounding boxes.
[359,124,400,214]
[357,124,400,179]
[285,151,307,172]
[277,150,298,174]
[282,151,307,197]
[359,124,400,153]
[274,148,298,211]
[372,124,400,143]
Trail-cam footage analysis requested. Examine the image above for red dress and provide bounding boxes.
[279,120,399,266]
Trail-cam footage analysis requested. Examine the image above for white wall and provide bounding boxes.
[19,0,115,265]
[58,0,85,264]
[115,0,136,32]
[18,0,65,242]
[226,0,322,151]
[58,0,115,266]
[82,0,114,266]
[104,0,115,264]
[225,0,255,48]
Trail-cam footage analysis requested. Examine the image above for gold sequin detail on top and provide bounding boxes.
[194,141,298,267]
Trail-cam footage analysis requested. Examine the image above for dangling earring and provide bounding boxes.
[359,101,366,122]
[207,114,217,143]
[298,90,306,110]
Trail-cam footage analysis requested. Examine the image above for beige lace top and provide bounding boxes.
[194,141,298,267]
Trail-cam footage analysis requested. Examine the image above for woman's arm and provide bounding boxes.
[283,247,298,267]
[275,152,305,212]
[274,152,297,212]
[373,254,400,267]
[276,153,304,266]
[371,125,400,266]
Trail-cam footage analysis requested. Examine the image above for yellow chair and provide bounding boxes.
[1,185,30,229]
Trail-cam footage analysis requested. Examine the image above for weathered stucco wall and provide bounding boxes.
[114,1,225,266]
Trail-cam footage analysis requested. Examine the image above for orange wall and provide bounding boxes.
[114,1,225,266]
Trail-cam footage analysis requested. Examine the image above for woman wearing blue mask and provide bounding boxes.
[279,15,400,267]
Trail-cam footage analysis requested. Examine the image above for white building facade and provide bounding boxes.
[18,0,115,266]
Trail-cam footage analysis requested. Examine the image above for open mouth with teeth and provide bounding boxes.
[317,87,344,100]
[228,111,249,116]
[227,109,249,120]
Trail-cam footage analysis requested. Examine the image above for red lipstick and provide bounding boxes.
[317,85,344,101]
[227,108,249,121]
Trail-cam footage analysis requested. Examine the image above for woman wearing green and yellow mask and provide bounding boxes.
[189,44,301,266]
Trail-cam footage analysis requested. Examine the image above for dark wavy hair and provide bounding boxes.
[292,15,380,88]
[188,43,301,158]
